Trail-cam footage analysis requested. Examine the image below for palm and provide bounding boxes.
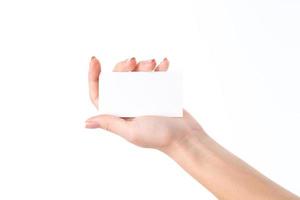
[126,110,200,148]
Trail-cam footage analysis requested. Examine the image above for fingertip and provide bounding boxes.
[134,58,157,71]
[127,57,136,64]
[163,57,169,63]
[155,57,169,71]
[114,57,137,72]
[85,114,131,135]
[85,120,100,129]
[89,56,101,75]
[90,56,98,65]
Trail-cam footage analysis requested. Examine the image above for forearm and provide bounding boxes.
[162,131,299,200]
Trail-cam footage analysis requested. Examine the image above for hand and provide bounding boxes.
[86,57,300,200]
[85,57,205,150]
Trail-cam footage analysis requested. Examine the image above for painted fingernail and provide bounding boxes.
[85,120,99,129]
[142,59,155,64]
[163,57,168,62]
[127,57,136,63]
[91,56,96,61]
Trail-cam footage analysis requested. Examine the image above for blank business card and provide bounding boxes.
[98,72,182,117]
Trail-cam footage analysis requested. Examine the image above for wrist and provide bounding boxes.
[160,129,212,161]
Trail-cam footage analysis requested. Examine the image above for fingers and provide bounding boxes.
[113,57,137,72]
[88,56,169,109]
[155,57,169,71]
[85,115,132,139]
[134,59,157,71]
[89,56,101,108]
[112,57,169,72]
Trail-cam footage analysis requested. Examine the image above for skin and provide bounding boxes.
[86,56,300,200]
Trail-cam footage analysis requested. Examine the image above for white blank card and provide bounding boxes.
[98,72,182,117]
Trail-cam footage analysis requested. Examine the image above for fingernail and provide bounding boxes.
[163,57,168,62]
[85,120,99,129]
[91,56,96,61]
[127,57,136,63]
[143,59,155,64]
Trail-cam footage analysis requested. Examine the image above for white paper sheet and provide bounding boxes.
[98,72,182,117]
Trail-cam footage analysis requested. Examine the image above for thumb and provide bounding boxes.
[85,115,132,138]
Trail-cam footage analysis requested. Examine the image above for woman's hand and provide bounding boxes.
[85,57,205,150]
[85,57,299,199]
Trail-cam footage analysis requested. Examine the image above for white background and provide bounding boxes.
[0,0,299,199]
